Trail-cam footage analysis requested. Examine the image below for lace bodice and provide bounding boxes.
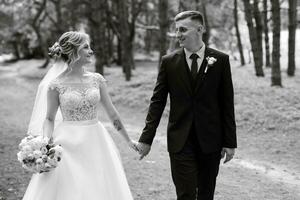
[49,73,106,121]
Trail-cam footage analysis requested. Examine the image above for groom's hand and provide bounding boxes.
[128,140,139,152]
[136,142,151,160]
[221,147,235,164]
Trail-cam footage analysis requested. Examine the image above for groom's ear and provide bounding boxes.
[198,25,206,33]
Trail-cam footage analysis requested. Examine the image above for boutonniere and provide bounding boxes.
[204,56,217,73]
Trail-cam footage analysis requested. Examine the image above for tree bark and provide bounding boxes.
[50,0,63,36]
[85,0,107,75]
[201,0,210,46]
[117,0,132,81]
[117,37,122,66]
[144,5,155,54]
[234,0,245,66]
[263,0,271,67]
[128,0,144,70]
[271,0,282,86]
[242,0,264,76]
[31,0,50,68]
[287,0,297,76]
[253,0,263,68]
[178,0,186,12]
[158,0,169,68]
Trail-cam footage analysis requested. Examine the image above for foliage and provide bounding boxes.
[0,0,296,82]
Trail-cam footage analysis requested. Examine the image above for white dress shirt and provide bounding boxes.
[184,43,206,72]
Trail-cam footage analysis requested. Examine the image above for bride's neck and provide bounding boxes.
[67,62,85,76]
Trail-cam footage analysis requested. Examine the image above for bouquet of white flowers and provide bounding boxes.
[17,135,62,173]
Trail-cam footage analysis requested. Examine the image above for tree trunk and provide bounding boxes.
[106,29,114,67]
[52,0,63,36]
[144,6,152,54]
[92,24,106,75]
[11,41,20,60]
[271,0,282,86]
[40,58,50,69]
[144,30,152,54]
[128,41,135,70]
[33,26,50,68]
[129,0,144,70]
[178,0,186,12]
[69,0,77,30]
[234,0,245,66]
[118,0,132,81]
[85,0,107,75]
[253,0,264,68]
[263,0,271,67]
[129,27,135,70]
[31,0,50,68]
[242,0,264,76]
[158,0,169,68]
[201,0,210,46]
[287,0,297,76]
[117,37,122,66]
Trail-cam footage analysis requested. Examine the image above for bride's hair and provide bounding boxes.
[48,31,90,64]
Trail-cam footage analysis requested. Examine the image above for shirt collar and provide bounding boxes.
[184,43,206,59]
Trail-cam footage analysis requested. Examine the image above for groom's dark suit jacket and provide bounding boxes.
[139,47,237,153]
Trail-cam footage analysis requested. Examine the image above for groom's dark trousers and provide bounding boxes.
[169,123,221,200]
[139,47,237,200]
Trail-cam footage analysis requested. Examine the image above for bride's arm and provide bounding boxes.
[43,88,59,139]
[99,82,131,144]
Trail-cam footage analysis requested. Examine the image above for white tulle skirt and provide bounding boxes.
[22,119,133,200]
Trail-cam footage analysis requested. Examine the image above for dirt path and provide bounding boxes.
[0,61,299,200]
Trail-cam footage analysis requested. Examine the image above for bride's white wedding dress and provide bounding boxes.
[22,73,133,200]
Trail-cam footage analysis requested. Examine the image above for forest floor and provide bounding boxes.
[0,58,300,200]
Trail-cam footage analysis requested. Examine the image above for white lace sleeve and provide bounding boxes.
[94,73,107,86]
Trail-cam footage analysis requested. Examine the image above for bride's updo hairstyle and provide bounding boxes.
[48,31,90,64]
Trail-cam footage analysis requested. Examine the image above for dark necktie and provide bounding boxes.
[189,53,199,80]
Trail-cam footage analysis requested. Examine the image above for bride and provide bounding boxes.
[22,31,137,200]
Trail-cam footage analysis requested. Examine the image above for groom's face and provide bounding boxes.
[175,18,204,51]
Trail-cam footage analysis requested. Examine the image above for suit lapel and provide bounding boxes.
[174,49,193,95]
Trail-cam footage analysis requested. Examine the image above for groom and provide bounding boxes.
[136,11,237,200]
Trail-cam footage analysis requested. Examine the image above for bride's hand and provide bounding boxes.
[128,140,139,152]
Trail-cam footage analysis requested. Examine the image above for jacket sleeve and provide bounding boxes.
[220,55,237,148]
[138,57,169,145]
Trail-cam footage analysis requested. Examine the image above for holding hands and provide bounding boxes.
[135,142,151,160]
[128,140,139,152]
[128,140,151,160]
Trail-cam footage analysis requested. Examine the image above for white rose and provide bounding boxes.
[40,147,48,154]
[47,158,58,166]
[27,135,34,139]
[19,138,28,147]
[33,150,42,159]
[17,152,24,162]
[27,154,34,161]
[36,164,42,172]
[36,158,43,165]
[42,155,48,162]
[53,145,63,156]
[207,57,217,65]
[44,163,52,169]
[23,145,32,153]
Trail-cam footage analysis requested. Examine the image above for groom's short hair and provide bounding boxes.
[174,11,205,26]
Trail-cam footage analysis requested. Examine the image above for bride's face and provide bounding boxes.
[77,41,94,64]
